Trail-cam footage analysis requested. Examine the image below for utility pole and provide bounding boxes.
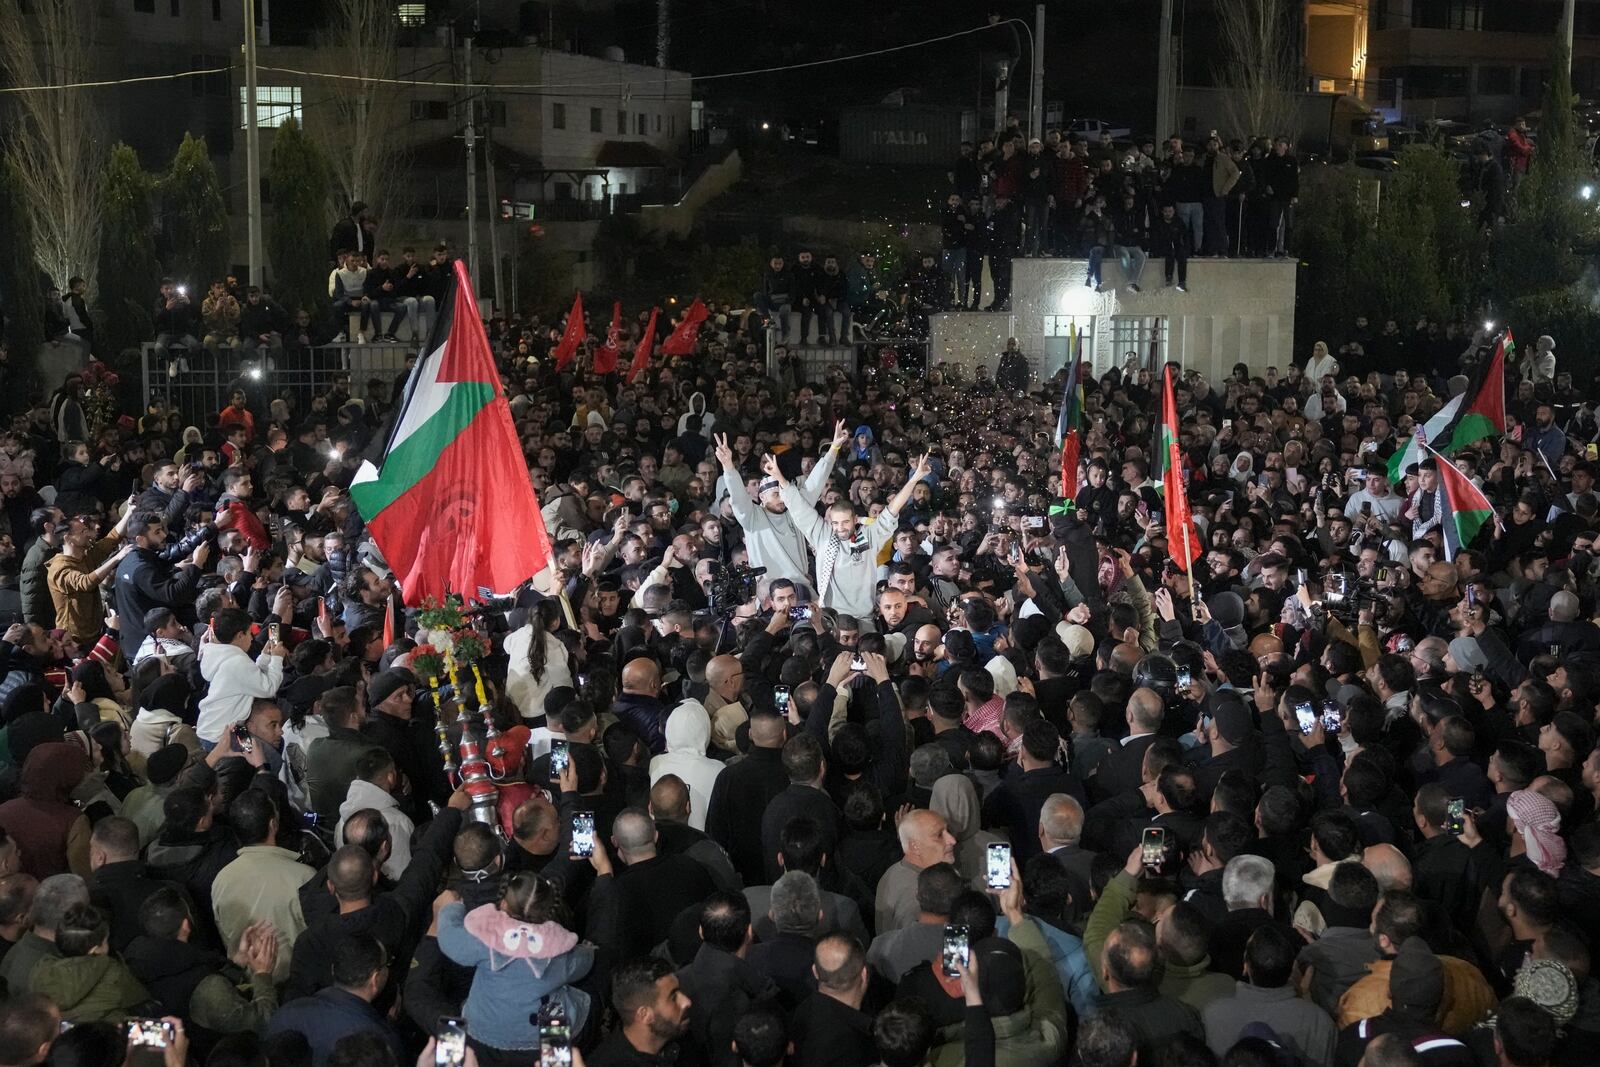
[243,0,263,286]
[1030,4,1045,141]
[1155,0,1174,146]
[484,128,503,313]
[993,59,1010,136]
[464,36,479,286]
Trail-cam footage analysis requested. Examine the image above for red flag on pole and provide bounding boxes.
[592,301,622,375]
[1161,366,1202,573]
[382,592,396,649]
[626,308,659,384]
[550,291,585,371]
[659,298,709,356]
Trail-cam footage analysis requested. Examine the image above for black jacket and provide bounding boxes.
[984,764,1087,860]
[759,783,844,883]
[114,547,205,651]
[89,860,175,953]
[706,746,788,886]
[361,710,448,821]
[615,852,717,958]
[1091,734,1157,803]
[676,943,779,1067]
[792,991,875,1067]
[1097,985,1204,1061]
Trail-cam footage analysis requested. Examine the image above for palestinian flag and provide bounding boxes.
[1425,443,1498,560]
[1162,365,1201,571]
[1055,326,1084,499]
[351,260,552,606]
[1387,330,1509,482]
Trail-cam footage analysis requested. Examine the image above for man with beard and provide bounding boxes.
[714,423,846,586]
[591,956,693,1067]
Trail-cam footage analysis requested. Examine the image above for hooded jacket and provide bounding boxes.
[195,642,283,744]
[676,392,715,437]
[647,700,726,831]
[337,778,414,881]
[929,918,1070,1067]
[931,773,1004,885]
[123,935,277,1045]
[437,900,595,1051]
[32,953,153,1022]
[0,741,91,877]
[503,625,573,721]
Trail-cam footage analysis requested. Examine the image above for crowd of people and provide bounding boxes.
[0,216,1598,1067]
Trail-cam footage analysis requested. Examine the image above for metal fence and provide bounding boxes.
[140,342,415,427]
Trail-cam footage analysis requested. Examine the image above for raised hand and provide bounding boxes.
[713,433,735,469]
[832,420,851,450]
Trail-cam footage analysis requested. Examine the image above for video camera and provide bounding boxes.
[707,563,765,618]
[1319,570,1384,623]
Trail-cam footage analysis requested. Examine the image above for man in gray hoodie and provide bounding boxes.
[714,422,848,586]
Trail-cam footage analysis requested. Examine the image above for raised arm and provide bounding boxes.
[716,434,760,527]
[885,453,932,522]
[770,454,827,549]
[798,420,850,500]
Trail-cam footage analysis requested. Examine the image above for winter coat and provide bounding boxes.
[113,546,204,653]
[647,700,726,831]
[195,642,284,744]
[124,935,277,1045]
[503,625,573,720]
[930,774,1003,885]
[337,778,414,881]
[210,844,314,985]
[31,954,153,1022]
[1335,956,1495,1033]
[130,707,201,764]
[928,918,1070,1067]
[437,900,595,1051]
[0,742,91,877]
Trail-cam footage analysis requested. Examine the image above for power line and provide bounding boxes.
[0,65,230,94]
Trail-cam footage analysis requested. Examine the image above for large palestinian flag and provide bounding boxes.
[1425,444,1498,561]
[351,260,552,606]
[1388,330,1509,482]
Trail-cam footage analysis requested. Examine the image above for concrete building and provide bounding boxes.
[929,258,1298,382]
[1310,0,1600,122]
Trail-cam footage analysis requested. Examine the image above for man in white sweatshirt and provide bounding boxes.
[771,451,930,625]
[195,607,286,749]
[714,421,849,585]
[648,702,725,831]
[336,748,414,880]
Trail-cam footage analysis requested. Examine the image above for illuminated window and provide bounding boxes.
[396,3,426,25]
[240,85,301,128]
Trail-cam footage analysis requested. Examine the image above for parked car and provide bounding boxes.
[1067,117,1132,140]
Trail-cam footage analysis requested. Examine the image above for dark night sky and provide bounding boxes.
[270,0,1169,133]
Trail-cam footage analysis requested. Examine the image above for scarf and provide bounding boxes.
[1508,789,1566,876]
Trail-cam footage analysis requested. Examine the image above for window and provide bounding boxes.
[590,107,603,132]
[411,100,449,121]
[617,109,626,134]
[670,114,675,136]
[552,102,566,129]
[134,0,154,11]
[1041,316,1096,377]
[636,113,646,134]
[554,182,574,200]
[1477,65,1515,95]
[240,85,301,128]
[211,0,220,18]
[691,100,704,131]
[396,2,426,25]
[654,114,661,132]
[169,0,179,13]
[1411,0,1481,29]
[1110,316,1169,373]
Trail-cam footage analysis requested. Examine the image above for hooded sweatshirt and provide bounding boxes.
[195,642,284,744]
[337,778,415,880]
[0,741,91,876]
[436,901,594,1051]
[648,700,725,831]
[31,953,152,1022]
[931,773,1003,886]
[720,445,839,585]
[676,392,715,437]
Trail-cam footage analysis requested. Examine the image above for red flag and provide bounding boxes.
[626,308,659,384]
[550,291,585,371]
[592,301,622,374]
[382,592,395,649]
[1056,327,1084,499]
[1161,366,1201,572]
[659,298,709,356]
[349,260,552,606]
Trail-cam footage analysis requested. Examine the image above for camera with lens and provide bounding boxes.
[707,563,765,617]
[1319,569,1381,622]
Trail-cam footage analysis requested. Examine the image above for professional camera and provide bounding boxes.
[1318,569,1382,622]
[707,563,765,617]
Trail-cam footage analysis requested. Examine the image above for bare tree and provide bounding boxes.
[1212,0,1303,146]
[0,0,106,292]
[317,0,406,225]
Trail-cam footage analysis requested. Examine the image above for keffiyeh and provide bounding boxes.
[1508,789,1566,876]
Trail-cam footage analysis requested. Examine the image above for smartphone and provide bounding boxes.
[1321,700,1343,734]
[131,476,140,495]
[1175,667,1193,689]
[1361,501,1372,515]
[539,1005,572,1067]
[1140,826,1170,875]
[940,924,970,977]
[126,1019,175,1050]
[1466,585,1478,607]
[436,1017,467,1067]
[1550,643,1562,657]
[1294,701,1317,735]
[773,685,792,715]
[268,621,281,643]
[788,605,811,621]
[549,739,570,782]
[1376,565,1390,583]
[1445,798,1466,836]
[1296,568,1308,586]
[985,842,1012,890]
[232,723,254,753]
[850,655,867,672]
[1024,515,1046,531]
[571,811,596,858]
